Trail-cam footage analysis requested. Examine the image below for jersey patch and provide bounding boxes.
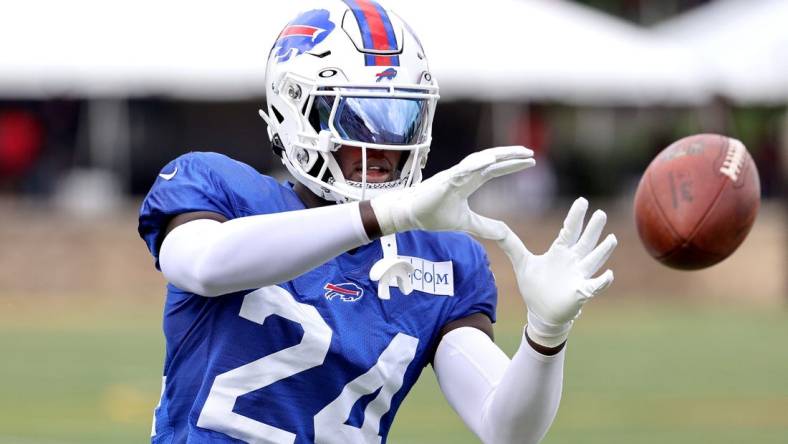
[399,256,454,296]
[324,282,364,302]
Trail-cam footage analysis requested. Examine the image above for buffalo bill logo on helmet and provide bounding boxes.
[272,9,336,63]
[375,68,398,82]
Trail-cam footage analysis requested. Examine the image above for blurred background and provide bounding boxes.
[0,0,785,442]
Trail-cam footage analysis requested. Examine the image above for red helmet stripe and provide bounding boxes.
[356,0,393,51]
[345,0,398,66]
[279,25,320,38]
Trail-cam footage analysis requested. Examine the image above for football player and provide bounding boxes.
[138,1,617,443]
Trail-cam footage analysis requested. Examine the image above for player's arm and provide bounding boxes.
[159,146,534,297]
[432,314,565,444]
[433,198,617,444]
[158,202,380,297]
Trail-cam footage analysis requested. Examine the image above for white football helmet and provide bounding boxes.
[260,0,439,203]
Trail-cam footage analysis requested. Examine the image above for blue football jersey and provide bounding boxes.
[138,152,498,444]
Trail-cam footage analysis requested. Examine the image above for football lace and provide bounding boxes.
[719,139,746,182]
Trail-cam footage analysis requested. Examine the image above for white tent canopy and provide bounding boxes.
[1,0,707,104]
[656,0,788,104]
[0,0,293,99]
[399,0,707,104]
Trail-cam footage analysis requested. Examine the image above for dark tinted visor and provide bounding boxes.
[313,94,429,145]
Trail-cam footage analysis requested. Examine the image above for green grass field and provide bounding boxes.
[1,298,786,444]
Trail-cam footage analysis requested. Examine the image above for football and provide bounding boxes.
[633,134,761,270]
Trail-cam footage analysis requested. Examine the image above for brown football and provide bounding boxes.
[633,134,760,270]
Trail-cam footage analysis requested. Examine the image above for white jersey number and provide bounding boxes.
[195,286,419,444]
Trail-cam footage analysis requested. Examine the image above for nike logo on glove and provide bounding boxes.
[159,167,178,181]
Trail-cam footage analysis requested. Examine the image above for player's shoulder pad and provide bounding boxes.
[139,152,280,263]
[152,151,281,212]
[160,151,260,185]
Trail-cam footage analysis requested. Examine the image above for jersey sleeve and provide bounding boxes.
[445,236,498,324]
[137,151,266,267]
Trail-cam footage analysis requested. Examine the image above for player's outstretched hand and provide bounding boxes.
[498,197,617,347]
[370,146,535,239]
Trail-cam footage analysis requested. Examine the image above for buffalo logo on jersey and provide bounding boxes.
[272,9,335,63]
[324,282,364,302]
[375,68,397,82]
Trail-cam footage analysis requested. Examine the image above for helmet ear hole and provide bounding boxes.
[307,154,325,179]
[308,97,335,133]
[271,106,285,124]
[271,134,285,158]
[308,106,321,133]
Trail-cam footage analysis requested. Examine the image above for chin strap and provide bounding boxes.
[369,234,415,299]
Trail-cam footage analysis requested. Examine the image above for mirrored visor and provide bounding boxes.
[313,94,430,145]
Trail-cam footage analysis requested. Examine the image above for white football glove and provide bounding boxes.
[498,197,617,347]
[370,146,535,239]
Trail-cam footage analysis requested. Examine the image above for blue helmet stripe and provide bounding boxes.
[343,0,375,52]
[343,0,400,66]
